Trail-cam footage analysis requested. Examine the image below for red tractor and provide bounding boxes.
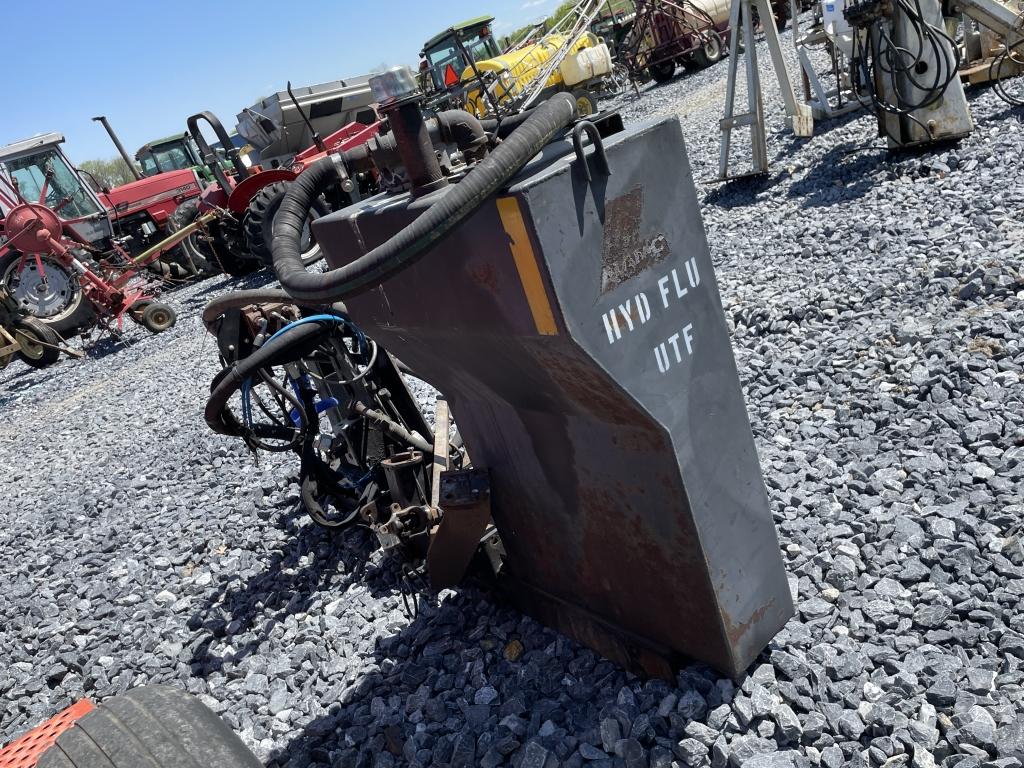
[91,115,212,279]
[95,168,209,278]
[0,133,203,334]
[169,110,381,275]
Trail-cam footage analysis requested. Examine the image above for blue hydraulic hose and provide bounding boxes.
[264,313,366,352]
[242,313,366,431]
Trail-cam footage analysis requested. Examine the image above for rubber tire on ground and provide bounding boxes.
[243,180,330,268]
[0,251,96,337]
[142,246,192,282]
[209,221,263,277]
[166,199,217,277]
[571,89,598,117]
[14,318,61,369]
[691,31,724,69]
[37,685,262,768]
[648,61,676,83]
[139,301,176,333]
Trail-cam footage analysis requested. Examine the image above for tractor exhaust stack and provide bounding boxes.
[92,115,143,181]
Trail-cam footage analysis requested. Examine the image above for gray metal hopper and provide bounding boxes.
[235,76,377,168]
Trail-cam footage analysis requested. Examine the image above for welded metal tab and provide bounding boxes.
[314,115,793,678]
[427,468,493,591]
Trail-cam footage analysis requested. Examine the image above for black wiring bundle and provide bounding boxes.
[990,10,1024,106]
[847,0,961,140]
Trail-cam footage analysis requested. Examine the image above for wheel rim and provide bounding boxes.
[576,95,595,116]
[2,257,78,320]
[146,306,173,329]
[705,36,721,60]
[15,328,45,359]
[299,210,324,265]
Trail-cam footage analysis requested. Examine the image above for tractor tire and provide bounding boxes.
[166,199,217,278]
[0,251,96,337]
[648,61,676,83]
[243,181,330,269]
[14,318,62,369]
[208,220,263,277]
[37,685,262,768]
[691,31,725,69]
[571,89,598,117]
[139,301,177,333]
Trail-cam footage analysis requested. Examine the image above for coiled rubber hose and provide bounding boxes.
[271,92,578,304]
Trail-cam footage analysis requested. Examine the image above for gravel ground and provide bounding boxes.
[2,21,1023,768]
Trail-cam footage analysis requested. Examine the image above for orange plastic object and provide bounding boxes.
[0,700,94,768]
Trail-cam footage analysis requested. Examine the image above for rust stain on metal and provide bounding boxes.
[600,185,670,294]
[467,262,500,297]
[722,600,777,645]
[572,472,731,674]
[532,343,657,429]
[428,468,493,591]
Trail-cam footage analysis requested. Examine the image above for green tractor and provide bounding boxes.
[135,133,237,184]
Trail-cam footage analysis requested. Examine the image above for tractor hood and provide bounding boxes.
[100,169,201,222]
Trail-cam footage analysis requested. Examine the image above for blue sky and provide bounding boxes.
[5,0,557,162]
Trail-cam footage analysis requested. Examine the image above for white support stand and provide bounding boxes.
[795,34,863,119]
[718,0,815,180]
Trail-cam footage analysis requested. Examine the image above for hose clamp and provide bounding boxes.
[331,153,358,200]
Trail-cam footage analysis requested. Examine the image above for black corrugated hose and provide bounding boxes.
[271,92,578,304]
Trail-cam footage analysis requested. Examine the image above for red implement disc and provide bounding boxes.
[3,204,64,255]
[226,169,296,217]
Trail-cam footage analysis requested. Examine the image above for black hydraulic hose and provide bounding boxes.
[479,107,539,138]
[201,288,348,331]
[390,101,447,192]
[205,323,328,436]
[437,111,487,156]
[272,92,578,304]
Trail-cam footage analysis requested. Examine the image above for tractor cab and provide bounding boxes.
[419,16,501,96]
[135,133,238,185]
[0,133,112,247]
[135,134,203,178]
[591,7,637,57]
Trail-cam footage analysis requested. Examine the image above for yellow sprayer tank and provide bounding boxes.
[463,32,602,116]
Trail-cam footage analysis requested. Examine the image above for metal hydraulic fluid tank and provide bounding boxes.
[313,115,794,678]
